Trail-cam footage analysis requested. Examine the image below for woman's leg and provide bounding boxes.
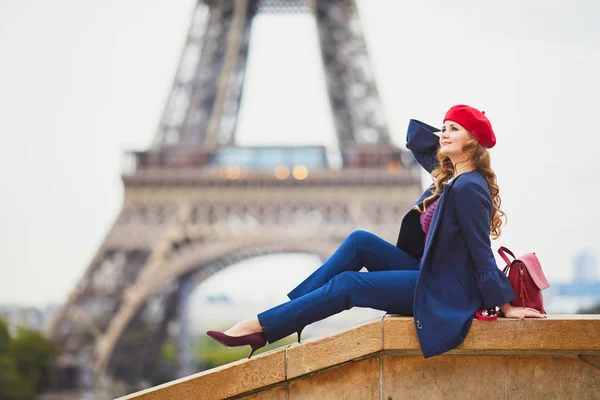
[258,269,418,344]
[287,230,419,300]
[222,230,419,338]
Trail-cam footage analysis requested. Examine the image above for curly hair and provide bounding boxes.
[415,136,507,240]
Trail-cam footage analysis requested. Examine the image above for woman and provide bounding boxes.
[207,105,546,359]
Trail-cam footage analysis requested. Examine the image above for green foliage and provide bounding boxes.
[0,355,35,400]
[10,327,60,393]
[159,339,177,363]
[578,303,600,314]
[0,318,10,355]
[0,318,60,400]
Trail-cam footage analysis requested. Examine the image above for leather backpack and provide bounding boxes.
[498,246,550,314]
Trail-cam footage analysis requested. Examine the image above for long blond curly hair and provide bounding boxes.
[415,136,507,240]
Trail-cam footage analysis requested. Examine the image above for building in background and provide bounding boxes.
[545,249,600,313]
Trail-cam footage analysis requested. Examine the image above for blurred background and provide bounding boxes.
[1,0,600,398]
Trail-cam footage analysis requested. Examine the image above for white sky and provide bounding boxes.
[1,0,600,307]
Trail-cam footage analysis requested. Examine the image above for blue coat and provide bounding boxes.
[396,119,516,358]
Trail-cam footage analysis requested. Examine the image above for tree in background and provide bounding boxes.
[579,303,600,314]
[0,318,9,354]
[0,318,59,400]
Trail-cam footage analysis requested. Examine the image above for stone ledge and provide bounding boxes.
[119,315,600,400]
[383,315,600,352]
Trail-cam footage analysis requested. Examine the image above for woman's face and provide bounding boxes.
[439,120,472,157]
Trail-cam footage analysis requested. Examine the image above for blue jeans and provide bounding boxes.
[257,230,421,344]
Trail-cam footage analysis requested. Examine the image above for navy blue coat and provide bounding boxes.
[396,119,516,358]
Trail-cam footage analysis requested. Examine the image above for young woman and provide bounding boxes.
[207,105,546,359]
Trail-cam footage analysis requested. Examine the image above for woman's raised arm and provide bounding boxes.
[406,119,441,174]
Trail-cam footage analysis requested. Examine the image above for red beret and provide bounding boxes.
[443,105,496,148]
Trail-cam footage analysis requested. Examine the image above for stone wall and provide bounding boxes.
[118,315,600,400]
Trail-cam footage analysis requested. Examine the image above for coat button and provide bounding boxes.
[416,320,423,329]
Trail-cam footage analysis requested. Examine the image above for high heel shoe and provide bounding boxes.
[296,327,304,343]
[206,330,267,359]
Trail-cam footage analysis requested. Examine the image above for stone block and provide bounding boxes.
[382,354,506,399]
[580,355,600,369]
[289,357,380,400]
[460,316,600,352]
[286,319,382,379]
[382,316,420,350]
[235,385,287,400]
[507,355,600,399]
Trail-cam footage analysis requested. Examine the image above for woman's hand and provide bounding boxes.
[500,303,547,319]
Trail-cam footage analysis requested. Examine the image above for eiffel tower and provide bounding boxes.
[48,0,422,390]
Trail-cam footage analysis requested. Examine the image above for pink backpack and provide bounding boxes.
[498,246,550,314]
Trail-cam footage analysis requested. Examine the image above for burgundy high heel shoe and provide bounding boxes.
[206,330,267,359]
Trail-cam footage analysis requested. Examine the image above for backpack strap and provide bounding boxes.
[498,246,516,271]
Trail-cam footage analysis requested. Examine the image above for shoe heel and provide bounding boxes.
[297,327,304,343]
[248,344,261,359]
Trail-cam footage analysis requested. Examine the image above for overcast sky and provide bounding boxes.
[1,0,599,307]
